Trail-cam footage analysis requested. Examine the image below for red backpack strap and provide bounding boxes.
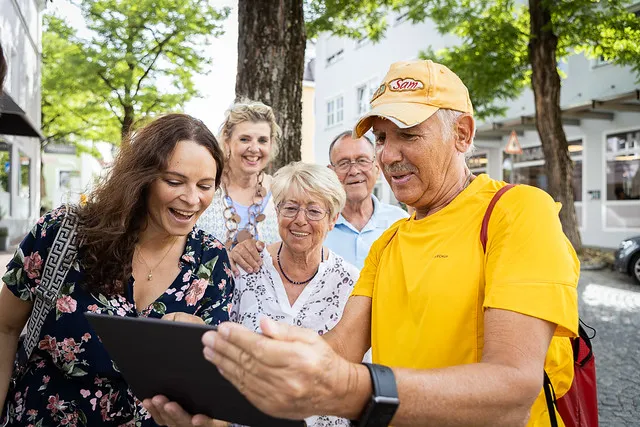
[480,184,516,253]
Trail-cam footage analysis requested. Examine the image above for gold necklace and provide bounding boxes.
[137,237,178,281]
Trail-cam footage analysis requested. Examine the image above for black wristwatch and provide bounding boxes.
[351,363,400,427]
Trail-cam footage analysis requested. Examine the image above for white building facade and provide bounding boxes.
[313,9,640,249]
[0,0,45,241]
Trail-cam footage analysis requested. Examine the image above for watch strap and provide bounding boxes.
[363,363,398,399]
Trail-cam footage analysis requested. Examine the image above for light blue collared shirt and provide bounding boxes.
[325,195,409,269]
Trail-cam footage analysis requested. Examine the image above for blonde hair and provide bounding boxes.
[272,162,346,219]
[219,99,282,160]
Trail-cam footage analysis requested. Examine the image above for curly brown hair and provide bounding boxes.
[78,114,224,296]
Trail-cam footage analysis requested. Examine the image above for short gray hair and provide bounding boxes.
[435,108,475,157]
[272,162,346,218]
[328,131,374,163]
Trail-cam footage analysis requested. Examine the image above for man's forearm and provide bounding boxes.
[0,331,20,416]
[323,329,367,363]
[332,362,539,427]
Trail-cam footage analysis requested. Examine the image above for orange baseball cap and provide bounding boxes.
[353,60,473,138]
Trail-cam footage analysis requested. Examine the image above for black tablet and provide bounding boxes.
[85,313,305,427]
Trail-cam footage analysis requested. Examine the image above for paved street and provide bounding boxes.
[1,250,639,423]
[579,269,640,425]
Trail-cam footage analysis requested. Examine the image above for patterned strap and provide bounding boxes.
[22,205,80,361]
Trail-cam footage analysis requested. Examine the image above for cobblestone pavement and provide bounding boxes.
[578,269,640,426]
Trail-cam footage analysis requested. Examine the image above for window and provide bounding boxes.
[593,55,610,68]
[17,151,31,217]
[503,141,584,225]
[355,37,369,49]
[466,153,487,174]
[326,48,344,67]
[395,10,410,25]
[0,142,11,216]
[606,130,640,201]
[505,141,583,201]
[326,100,335,128]
[604,129,640,228]
[356,79,379,115]
[326,96,344,128]
[9,46,19,96]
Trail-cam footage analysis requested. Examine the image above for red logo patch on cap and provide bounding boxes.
[389,78,424,92]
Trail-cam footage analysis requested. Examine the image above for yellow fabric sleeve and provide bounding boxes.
[483,185,580,338]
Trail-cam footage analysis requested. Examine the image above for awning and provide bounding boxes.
[475,89,640,140]
[0,91,45,140]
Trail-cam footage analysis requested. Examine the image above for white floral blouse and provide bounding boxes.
[230,248,360,427]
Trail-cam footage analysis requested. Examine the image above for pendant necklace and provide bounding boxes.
[137,237,178,281]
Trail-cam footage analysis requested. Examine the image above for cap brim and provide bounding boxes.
[353,103,440,138]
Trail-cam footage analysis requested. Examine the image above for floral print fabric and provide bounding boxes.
[230,248,359,427]
[1,206,234,426]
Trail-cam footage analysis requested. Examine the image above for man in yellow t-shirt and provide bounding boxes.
[146,60,579,427]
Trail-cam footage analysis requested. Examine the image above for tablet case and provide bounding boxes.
[85,313,305,427]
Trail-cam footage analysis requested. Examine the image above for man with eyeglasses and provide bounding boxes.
[324,131,408,269]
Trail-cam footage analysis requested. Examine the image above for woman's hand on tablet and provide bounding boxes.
[142,395,228,427]
[162,312,206,325]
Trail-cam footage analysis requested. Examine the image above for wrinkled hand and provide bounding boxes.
[201,318,356,420]
[228,238,265,276]
[142,395,228,427]
[162,313,206,325]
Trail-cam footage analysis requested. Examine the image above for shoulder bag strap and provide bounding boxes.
[480,184,516,252]
[479,185,559,427]
[22,205,80,361]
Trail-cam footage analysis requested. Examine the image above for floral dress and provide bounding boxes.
[1,206,234,427]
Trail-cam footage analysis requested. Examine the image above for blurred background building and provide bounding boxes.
[312,7,640,248]
[0,0,46,241]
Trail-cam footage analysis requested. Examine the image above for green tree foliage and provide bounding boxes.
[42,0,229,148]
[410,0,640,251]
[414,0,640,119]
[42,15,117,155]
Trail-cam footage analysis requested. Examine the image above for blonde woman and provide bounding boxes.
[197,100,281,252]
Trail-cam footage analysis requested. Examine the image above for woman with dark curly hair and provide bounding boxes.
[0,114,234,426]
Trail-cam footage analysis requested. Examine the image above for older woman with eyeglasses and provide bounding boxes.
[231,161,358,427]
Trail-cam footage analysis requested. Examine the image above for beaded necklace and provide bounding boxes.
[276,242,324,285]
[222,171,267,250]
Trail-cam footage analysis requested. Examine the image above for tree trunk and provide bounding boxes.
[121,105,134,140]
[528,0,582,252]
[236,0,306,171]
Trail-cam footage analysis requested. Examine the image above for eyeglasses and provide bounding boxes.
[278,202,328,221]
[333,158,375,174]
